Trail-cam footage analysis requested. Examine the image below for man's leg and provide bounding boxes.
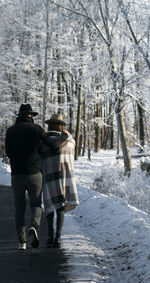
[27,172,42,248]
[11,175,27,244]
[27,172,42,230]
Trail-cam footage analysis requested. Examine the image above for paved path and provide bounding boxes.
[0,185,68,283]
[0,185,117,282]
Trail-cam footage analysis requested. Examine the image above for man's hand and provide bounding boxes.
[63,129,71,136]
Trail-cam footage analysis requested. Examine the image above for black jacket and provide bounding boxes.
[5,116,67,175]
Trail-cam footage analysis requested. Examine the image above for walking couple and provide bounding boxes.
[5,104,79,250]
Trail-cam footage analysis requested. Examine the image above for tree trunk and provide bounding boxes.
[42,0,49,129]
[61,71,74,134]
[108,42,132,174]
[78,134,83,156]
[134,50,145,152]
[82,99,87,156]
[109,101,114,149]
[57,71,65,114]
[133,101,138,138]
[117,100,132,175]
[75,81,83,160]
[137,99,145,151]
[95,103,101,152]
[117,119,120,157]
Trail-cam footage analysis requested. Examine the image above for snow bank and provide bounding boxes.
[74,185,150,282]
[72,150,150,282]
[0,160,11,185]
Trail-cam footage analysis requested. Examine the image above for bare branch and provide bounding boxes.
[127,93,150,115]
[50,0,109,44]
[74,0,89,16]
[119,0,150,70]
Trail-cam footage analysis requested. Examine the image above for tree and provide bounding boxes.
[57,0,133,174]
[1,0,150,169]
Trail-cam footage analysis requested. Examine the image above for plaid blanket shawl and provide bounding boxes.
[41,131,79,215]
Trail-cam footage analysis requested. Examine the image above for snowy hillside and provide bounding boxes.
[73,150,150,282]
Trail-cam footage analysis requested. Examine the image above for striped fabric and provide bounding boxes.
[41,131,79,215]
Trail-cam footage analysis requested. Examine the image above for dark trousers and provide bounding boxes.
[46,207,65,239]
[11,172,42,243]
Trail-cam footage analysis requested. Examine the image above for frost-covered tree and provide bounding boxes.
[1,0,150,175]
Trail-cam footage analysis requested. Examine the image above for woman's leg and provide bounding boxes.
[46,212,54,246]
[46,212,54,237]
[54,206,65,246]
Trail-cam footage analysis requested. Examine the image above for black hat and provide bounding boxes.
[18,104,38,117]
[45,114,66,126]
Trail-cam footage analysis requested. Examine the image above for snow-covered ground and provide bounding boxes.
[0,159,11,185]
[1,150,150,282]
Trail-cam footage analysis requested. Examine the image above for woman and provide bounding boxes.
[41,114,79,247]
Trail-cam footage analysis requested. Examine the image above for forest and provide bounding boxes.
[1,0,150,175]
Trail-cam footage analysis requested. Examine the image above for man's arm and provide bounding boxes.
[39,126,69,148]
[5,128,13,158]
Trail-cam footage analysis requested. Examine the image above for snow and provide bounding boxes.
[0,159,11,185]
[1,150,150,282]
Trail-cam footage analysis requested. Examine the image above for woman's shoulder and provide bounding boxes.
[66,135,75,145]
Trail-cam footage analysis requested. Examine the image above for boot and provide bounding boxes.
[46,212,54,247]
[54,207,65,248]
[54,235,61,247]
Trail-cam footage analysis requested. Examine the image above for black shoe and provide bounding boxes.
[54,237,61,248]
[28,227,39,248]
[46,237,54,247]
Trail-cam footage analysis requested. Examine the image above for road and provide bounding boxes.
[0,185,122,283]
[0,185,68,283]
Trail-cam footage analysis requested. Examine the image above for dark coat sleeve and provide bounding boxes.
[38,126,68,148]
[5,127,15,158]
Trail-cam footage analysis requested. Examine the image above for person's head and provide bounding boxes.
[45,114,66,132]
[18,104,38,118]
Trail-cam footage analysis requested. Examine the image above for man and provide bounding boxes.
[41,114,79,247]
[5,104,69,250]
